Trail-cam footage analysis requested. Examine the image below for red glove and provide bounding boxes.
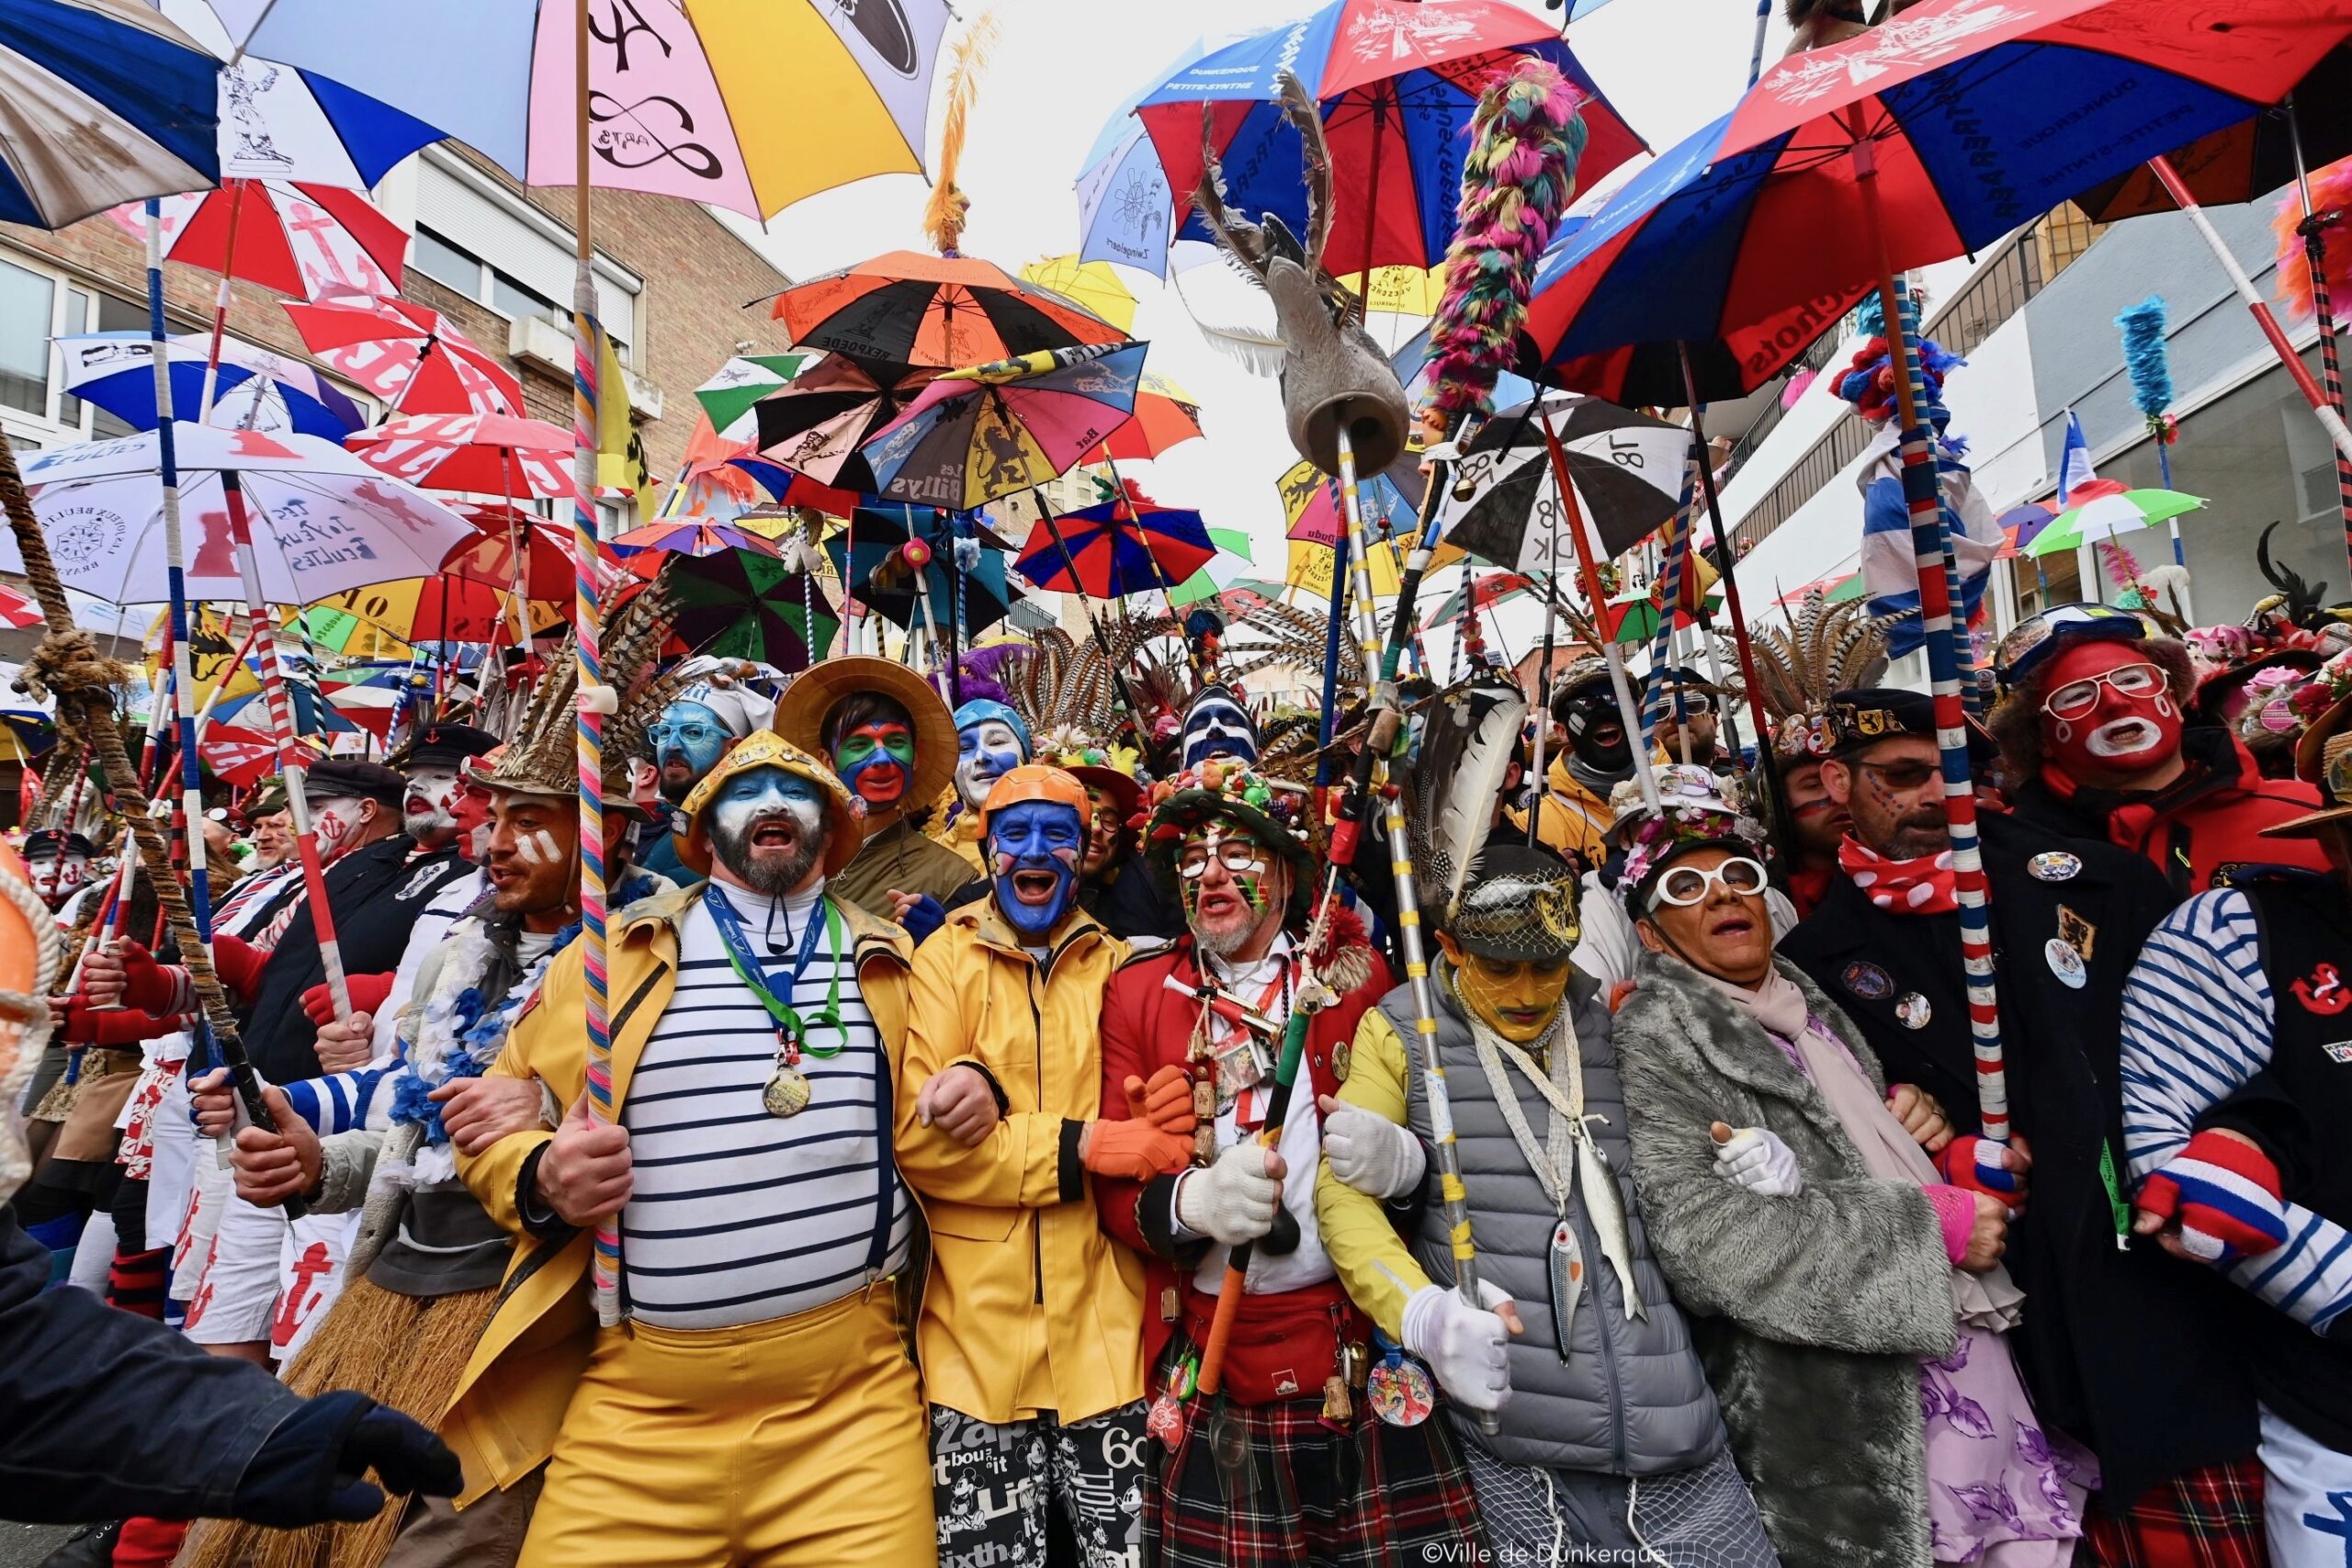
[301,972,393,1026]
[56,998,179,1045]
[211,934,267,1001]
[2136,1131,2288,1265]
[1934,1134,2025,1199]
[92,940,184,1015]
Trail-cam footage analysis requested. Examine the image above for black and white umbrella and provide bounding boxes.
[1436,394,1689,576]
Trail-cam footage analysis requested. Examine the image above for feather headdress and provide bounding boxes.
[485,584,678,803]
[922,14,1000,258]
[1408,674,1530,921]
[1742,588,1897,758]
[1421,60,1587,436]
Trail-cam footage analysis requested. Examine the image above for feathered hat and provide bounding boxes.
[1406,673,1530,930]
[1743,588,1898,760]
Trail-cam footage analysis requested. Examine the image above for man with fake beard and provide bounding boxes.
[777,654,972,933]
[446,732,942,1566]
[635,661,774,882]
[1092,761,1478,1564]
[1781,688,2272,1567]
[897,762,1192,1567]
[1990,603,2328,897]
[1510,661,1634,874]
[1318,842,1781,1567]
[936,697,1033,872]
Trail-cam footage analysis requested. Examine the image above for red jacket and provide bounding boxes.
[1095,915,1390,1368]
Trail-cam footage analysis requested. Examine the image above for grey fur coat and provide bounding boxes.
[1614,952,1957,1568]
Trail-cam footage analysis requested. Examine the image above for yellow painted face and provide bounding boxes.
[1438,931,1572,1043]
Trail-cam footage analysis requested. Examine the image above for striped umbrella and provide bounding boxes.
[775,251,1125,369]
[0,0,219,228]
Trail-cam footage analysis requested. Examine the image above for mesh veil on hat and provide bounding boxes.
[1444,842,1579,963]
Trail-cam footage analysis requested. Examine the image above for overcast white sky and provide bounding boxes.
[721,0,1793,620]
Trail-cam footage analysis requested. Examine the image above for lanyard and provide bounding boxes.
[704,886,847,1058]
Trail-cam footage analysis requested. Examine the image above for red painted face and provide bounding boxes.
[2039,639,2181,784]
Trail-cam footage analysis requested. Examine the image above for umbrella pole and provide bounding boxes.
[2146,155,2352,468]
[1033,488,1149,736]
[221,470,353,1025]
[1097,443,1199,678]
[571,0,621,1327]
[1747,0,1773,87]
[1676,346,1774,750]
[1857,133,2011,1151]
[198,179,250,424]
[2285,99,2352,584]
[1532,410,1662,818]
[1313,513,1349,802]
[1523,490,1561,848]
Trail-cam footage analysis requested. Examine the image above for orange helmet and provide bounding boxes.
[981,763,1090,830]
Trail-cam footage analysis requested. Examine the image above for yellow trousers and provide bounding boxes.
[517,1283,936,1567]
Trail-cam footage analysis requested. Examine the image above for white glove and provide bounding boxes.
[1713,1125,1802,1198]
[1175,1143,1283,1247]
[1319,1097,1425,1200]
[1401,1280,1516,1413]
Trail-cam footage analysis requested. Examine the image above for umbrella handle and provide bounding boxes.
[1034,490,1150,742]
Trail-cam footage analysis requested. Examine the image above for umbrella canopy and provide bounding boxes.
[1423,570,1533,626]
[183,46,448,189]
[775,251,1125,368]
[1136,0,1645,276]
[1527,0,2352,400]
[1436,393,1690,574]
[2074,47,2352,221]
[695,352,819,436]
[200,725,306,787]
[2026,488,2208,557]
[4,423,474,605]
[1019,255,1137,334]
[1074,39,1202,276]
[829,505,1017,635]
[211,681,359,736]
[1102,371,1204,462]
[750,354,935,493]
[0,0,219,228]
[345,412,575,498]
[721,456,865,518]
[53,331,365,439]
[610,519,786,571]
[1278,454,1426,549]
[0,582,39,630]
[643,554,836,670]
[442,504,573,600]
[106,178,409,298]
[863,342,1147,510]
[1013,491,1216,599]
[203,0,951,220]
[283,292,526,416]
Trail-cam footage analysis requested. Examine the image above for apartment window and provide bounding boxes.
[489,271,560,326]
[414,222,574,339]
[413,158,640,364]
[0,259,51,417]
[2,254,166,442]
[412,226,483,297]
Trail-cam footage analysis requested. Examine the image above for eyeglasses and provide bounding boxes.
[2041,660,2165,719]
[1856,759,1940,793]
[1176,836,1268,880]
[1649,855,1768,908]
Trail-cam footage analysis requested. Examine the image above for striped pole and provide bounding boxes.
[2303,236,2352,586]
[1895,281,1986,718]
[221,469,354,1022]
[1335,422,1498,1434]
[1640,489,1697,750]
[572,0,620,1327]
[1855,137,2010,1148]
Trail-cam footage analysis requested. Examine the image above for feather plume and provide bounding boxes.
[1274,73,1333,275]
[2273,157,2352,323]
[1408,676,1529,917]
[923,14,999,257]
[1739,589,1896,726]
[1421,61,1586,432]
[2116,296,2174,421]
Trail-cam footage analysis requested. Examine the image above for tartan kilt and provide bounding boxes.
[1144,1333,1482,1567]
[2077,1456,2267,1568]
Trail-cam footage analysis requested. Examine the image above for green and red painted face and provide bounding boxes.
[1175,818,1283,957]
[832,719,916,808]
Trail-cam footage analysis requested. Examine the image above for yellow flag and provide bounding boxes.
[1286,537,1403,600]
[596,332,647,497]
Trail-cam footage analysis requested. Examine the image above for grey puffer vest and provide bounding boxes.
[1383,975,1726,1476]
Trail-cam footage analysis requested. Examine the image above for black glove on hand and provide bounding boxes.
[231,1392,463,1528]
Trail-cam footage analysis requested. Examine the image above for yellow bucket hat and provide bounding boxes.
[679,729,865,878]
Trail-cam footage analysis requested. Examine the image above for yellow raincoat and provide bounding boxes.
[895,899,1146,1427]
[1506,752,1619,869]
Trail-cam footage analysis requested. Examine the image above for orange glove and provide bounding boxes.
[1082,1077,1195,1182]
[1129,1065,1197,1138]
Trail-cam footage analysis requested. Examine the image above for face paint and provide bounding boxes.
[2038,640,2182,787]
[987,799,1084,939]
[1080,787,1120,877]
[450,784,494,863]
[1179,821,1283,958]
[1451,947,1573,1043]
[707,767,829,896]
[402,765,461,840]
[832,719,915,808]
[485,798,579,921]
[1562,687,1631,772]
[310,795,367,860]
[648,700,733,803]
[956,719,1028,811]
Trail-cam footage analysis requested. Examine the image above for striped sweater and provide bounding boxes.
[2119,888,2352,1332]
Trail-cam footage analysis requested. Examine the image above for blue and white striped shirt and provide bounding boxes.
[2120,888,2352,1332]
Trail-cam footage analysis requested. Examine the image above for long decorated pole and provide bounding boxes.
[571,0,620,1326]
[2285,102,2352,584]
[1854,130,2010,1149]
[1675,348,1775,752]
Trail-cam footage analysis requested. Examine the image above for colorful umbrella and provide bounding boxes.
[199,725,306,787]
[186,48,448,189]
[0,0,220,228]
[345,412,575,498]
[750,354,936,493]
[695,353,820,437]
[1436,393,1690,573]
[1423,570,1532,626]
[5,423,474,606]
[1343,265,1448,319]
[302,577,557,644]
[2026,488,2208,558]
[1278,454,1424,549]
[283,292,526,416]
[204,0,951,220]
[775,251,1125,368]
[1013,491,1216,600]
[643,554,835,671]
[52,330,365,439]
[863,342,1147,511]
[442,506,573,600]
[1018,255,1137,334]
[720,456,865,518]
[610,519,786,570]
[829,505,1017,636]
[0,581,41,630]
[1074,39,1202,276]
[1102,371,1204,462]
[1136,0,1645,276]
[106,179,409,299]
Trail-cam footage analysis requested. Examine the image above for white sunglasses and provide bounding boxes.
[1646,855,1769,909]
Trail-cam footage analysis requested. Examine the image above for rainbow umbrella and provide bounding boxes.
[863,342,1147,511]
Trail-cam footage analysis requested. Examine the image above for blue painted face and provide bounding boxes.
[707,767,830,893]
[956,718,1029,811]
[649,700,733,801]
[988,799,1084,938]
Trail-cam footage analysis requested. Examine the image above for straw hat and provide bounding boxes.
[772,655,956,833]
[2265,693,2352,837]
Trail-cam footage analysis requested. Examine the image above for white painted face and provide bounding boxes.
[309,795,369,860]
[956,719,1025,811]
[512,827,565,866]
[402,765,461,837]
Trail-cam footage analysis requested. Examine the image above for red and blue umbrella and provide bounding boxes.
[1527,0,2352,404]
[1136,0,1643,277]
[1014,491,1216,600]
[608,519,785,573]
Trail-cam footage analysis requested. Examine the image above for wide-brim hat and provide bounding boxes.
[2266,693,2352,837]
[1066,763,1143,829]
[774,656,956,833]
[679,730,865,877]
